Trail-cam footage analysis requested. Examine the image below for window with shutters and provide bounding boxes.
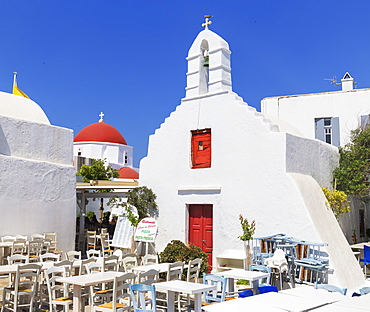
[315,117,340,147]
[191,129,211,169]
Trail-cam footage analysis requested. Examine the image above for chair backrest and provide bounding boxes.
[14,264,41,295]
[87,231,97,249]
[87,249,101,258]
[360,286,370,295]
[142,254,158,266]
[249,264,271,285]
[27,240,43,258]
[86,261,104,274]
[314,283,347,295]
[122,256,138,272]
[187,258,202,283]
[7,254,29,264]
[203,273,227,303]
[54,260,74,277]
[45,266,69,301]
[66,250,82,261]
[79,257,96,275]
[167,261,184,281]
[137,269,159,285]
[107,274,132,311]
[31,234,44,241]
[103,254,119,271]
[130,283,157,312]
[11,240,27,256]
[15,235,27,242]
[44,233,57,250]
[40,252,61,262]
[2,235,16,242]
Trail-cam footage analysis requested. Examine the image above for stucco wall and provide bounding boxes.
[0,116,76,252]
[285,134,339,187]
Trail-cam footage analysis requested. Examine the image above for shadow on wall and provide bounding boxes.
[0,124,10,156]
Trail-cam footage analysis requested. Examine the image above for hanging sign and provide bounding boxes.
[134,218,158,242]
[111,205,138,249]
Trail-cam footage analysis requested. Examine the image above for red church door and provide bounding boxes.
[188,204,213,268]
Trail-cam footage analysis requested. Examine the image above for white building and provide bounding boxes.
[261,73,370,147]
[139,21,364,288]
[261,73,370,242]
[0,91,76,252]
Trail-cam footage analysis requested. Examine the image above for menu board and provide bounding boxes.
[111,205,138,248]
[134,218,158,242]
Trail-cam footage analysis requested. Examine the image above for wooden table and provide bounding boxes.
[214,269,270,294]
[58,271,125,312]
[155,280,216,312]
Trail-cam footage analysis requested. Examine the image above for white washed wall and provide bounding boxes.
[0,115,75,252]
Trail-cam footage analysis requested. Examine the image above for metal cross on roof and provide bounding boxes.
[99,111,104,122]
[202,15,213,29]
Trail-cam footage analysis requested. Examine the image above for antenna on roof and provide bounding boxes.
[324,76,341,85]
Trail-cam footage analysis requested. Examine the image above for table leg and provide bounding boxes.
[193,293,203,312]
[167,290,175,312]
[251,280,259,295]
[72,284,82,312]
[227,277,235,294]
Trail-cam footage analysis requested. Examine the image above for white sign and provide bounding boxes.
[134,218,158,242]
[111,205,138,249]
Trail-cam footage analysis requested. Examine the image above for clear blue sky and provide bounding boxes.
[1,1,370,167]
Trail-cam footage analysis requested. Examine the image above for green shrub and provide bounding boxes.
[86,211,95,219]
[159,240,209,276]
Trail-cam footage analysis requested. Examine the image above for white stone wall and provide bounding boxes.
[0,116,76,252]
[261,88,370,146]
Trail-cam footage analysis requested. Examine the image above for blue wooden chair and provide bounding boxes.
[202,273,227,305]
[129,284,157,312]
[314,283,347,295]
[360,286,370,295]
[360,245,370,277]
[249,265,272,285]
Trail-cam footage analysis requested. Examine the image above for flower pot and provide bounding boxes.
[244,240,252,270]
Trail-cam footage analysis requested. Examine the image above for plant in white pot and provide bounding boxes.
[238,214,256,269]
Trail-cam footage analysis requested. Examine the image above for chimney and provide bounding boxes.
[341,72,354,91]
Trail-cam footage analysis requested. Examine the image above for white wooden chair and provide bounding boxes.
[1,263,41,312]
[40,252,61,262]
[10,239,26,256]
[100,233,114,256]
[7,254,29,264]
[94,274,133,312]
[45,266,72,312]
[141,254,158,266]
[87,249,101,258]
[121,256,138,273]
[27,240,44,262]
[87,231,97,250]
[103,255,119,272]
[66,250,82,261]
[1,235,16,242]
[137,269,159,285]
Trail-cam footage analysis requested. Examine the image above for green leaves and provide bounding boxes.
[322,187,350,219]
[333,126,370,200]
[76,158,119,183]
[126,186,158,220]
[238,214,256,241]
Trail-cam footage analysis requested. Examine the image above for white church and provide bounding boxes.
[0,86,76,252]
[139,19,364,288]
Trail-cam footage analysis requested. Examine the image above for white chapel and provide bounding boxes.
[139,18,364,288]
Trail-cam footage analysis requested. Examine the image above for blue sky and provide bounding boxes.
[1,1,370,167]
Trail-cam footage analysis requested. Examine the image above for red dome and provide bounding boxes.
[119,167,139,179]
[74,122,127,145]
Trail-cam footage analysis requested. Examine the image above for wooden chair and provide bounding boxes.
[27,240,44,262]
[40,252,61,262]
[137,269,159,285]
[66,250,82,261]
[142,254,158,266]
[1,263,41,312]
[7,254,29,264]
[87,249,101,258]
[10,239,26,256]
[94,274,132,312]
[45,266,72,312]
[202,273,227,305]
[100,233,114,256]
[121,256,138,273]
[103,255,119,272]
[87,231,97,250]
[129,284,158,312]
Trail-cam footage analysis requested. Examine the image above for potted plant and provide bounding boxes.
[238,214,256,269]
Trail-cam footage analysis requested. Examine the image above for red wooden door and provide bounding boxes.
[188,204,213,268]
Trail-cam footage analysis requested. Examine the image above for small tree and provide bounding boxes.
[322,187,350,220]
[127,186,158,220]
[77,158,119,182]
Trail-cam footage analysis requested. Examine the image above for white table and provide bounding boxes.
[214,269,270,294]
[155,280,216,312]
[58,271,125,312]
[201,297,286,312]
[331,294,370,310]
[0,242,12,265]
[280,286,344,302]
[132,263,170,273]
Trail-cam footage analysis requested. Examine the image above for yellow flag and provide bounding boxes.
[12,72,30,99]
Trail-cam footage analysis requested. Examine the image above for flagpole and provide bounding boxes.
[13,72,17,88]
